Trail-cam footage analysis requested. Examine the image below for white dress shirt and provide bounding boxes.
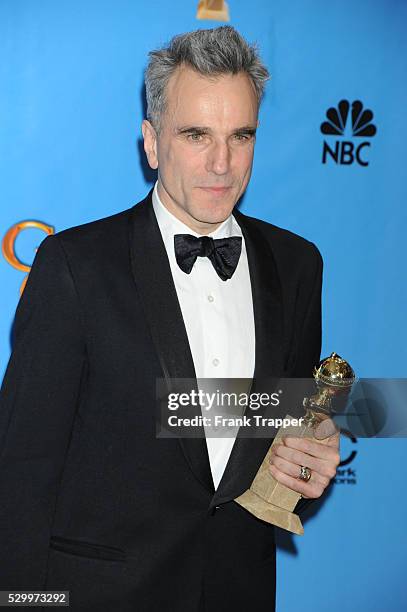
[152,181,255,488]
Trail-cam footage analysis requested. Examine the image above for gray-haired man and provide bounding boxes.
[0,26,339,611]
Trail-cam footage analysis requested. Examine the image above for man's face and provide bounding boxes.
[142,65,259,234]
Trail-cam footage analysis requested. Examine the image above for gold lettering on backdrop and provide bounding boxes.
[2,221,54,294]
[196,0,230,21]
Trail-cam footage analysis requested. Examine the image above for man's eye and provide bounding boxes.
[234,133,251,141]
[187,133,205,142]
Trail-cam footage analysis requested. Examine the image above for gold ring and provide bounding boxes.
[298,465,312,482]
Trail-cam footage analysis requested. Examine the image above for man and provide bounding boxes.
[0,26,339,611]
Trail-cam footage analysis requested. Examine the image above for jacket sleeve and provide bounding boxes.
[291,243,323,379]
[0,234,87,588]
[292,244,324,516]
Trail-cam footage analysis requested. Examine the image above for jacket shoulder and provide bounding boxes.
[48,189,152,261]
[51,191,153,258]
[238,211,322,266]
[53,206,133,247]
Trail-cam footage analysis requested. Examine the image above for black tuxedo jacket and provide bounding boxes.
[0,189,322,611]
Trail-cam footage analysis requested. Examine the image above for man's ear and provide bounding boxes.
[141,119,158,170]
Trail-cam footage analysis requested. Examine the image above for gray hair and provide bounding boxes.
[145,25,270,131]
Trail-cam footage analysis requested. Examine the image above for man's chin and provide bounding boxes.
[193,210,234,227]
[193,200,238,225]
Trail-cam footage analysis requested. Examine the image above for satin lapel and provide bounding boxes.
[210,211,286,508]
[128,191,214,493]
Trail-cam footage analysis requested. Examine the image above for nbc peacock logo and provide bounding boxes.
[320,100,377,166]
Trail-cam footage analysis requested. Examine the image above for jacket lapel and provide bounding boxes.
[128,190,214,493]
[210,211,286,508]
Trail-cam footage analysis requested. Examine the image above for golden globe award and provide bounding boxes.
[235,353,355,535]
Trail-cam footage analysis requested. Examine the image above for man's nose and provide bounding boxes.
[206,141,231,175]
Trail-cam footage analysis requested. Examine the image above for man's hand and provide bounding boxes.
[268,419,340,499]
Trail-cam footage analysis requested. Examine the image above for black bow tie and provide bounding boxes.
[174,234,242,281]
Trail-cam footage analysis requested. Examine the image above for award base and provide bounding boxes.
[235,415,312,535]
[235,490,304,535]
[196,0,230,22]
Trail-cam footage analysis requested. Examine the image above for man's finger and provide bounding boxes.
[283,435,340,460]
[269,454,331,487]
[269,464,326,499]
[270,443,338,479]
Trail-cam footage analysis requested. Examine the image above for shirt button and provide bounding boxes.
[212,358,219,367]
[207,295,214,303]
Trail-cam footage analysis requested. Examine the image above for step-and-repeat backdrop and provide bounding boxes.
[1,1,406,610]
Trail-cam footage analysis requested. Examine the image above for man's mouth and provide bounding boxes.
[199,186,232,195]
